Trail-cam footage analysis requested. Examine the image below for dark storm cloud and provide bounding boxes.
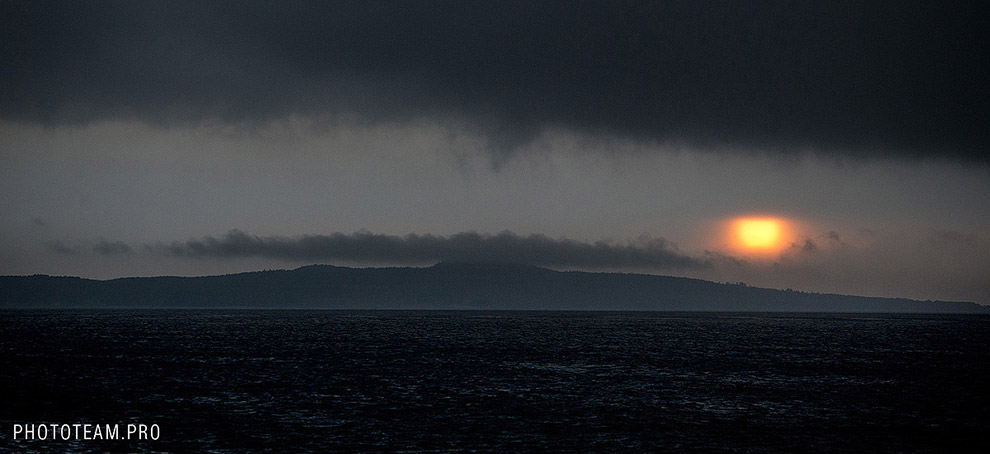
[158,230,708,270]
[2,1,988,160]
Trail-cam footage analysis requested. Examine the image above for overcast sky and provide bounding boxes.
[2,1,989,304]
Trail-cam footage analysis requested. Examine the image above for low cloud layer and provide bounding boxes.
[156,230,708,270]
[3,1,987,160]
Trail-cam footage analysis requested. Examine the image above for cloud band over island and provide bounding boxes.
[128,230,710,270]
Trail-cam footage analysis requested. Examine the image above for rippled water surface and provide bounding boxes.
[1,310,988,452]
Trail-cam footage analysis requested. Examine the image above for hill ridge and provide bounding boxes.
[0,263,985,312]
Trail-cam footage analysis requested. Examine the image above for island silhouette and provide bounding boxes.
[1,262,985,312]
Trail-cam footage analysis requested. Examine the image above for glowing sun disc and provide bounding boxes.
[735,218,783,250]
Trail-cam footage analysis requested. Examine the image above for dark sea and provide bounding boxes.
[1,310,988,453]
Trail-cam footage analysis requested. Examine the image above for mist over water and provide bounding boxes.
[1,310,987,452]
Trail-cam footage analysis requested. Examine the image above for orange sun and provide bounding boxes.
[729,217,790,253]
